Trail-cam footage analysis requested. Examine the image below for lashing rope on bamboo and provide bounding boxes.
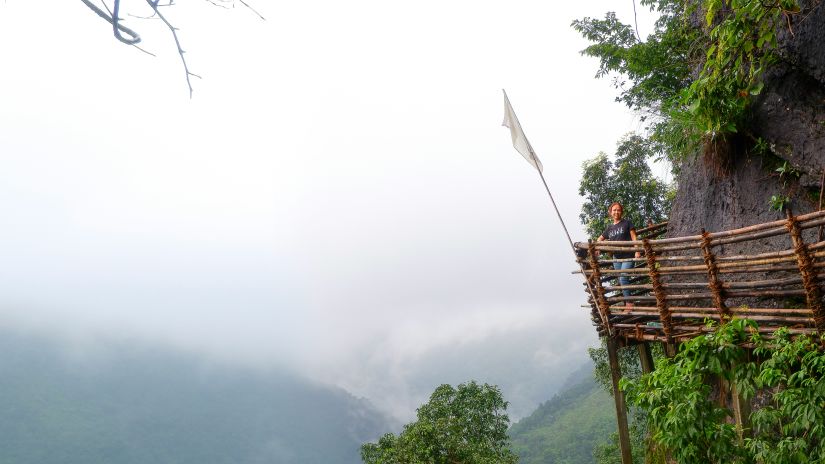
[786,213,825,332]
[701,230,730,321]
[587,240,612,332]
[643,238,674,342]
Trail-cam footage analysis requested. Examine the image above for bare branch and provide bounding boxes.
[203,0,231,9]
[237,0,265,20]
[80,0,141,44]
[145,0,197,97]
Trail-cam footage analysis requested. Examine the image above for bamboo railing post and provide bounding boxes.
[701,229,731,322]
[643,238,674,344]
[606,337,633,464]
[588,241,613,334]
[786,212,825,333]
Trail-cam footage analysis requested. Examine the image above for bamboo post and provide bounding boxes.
[638,342,655,374]
[701,229,730,321]
[819,169,824,242]
[732,382,751,442]
[606,337,633,464]
[588,241,613,333]
[643,238,674,343]
[786,212,825,333]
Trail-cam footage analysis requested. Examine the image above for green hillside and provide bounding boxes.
[0,329,393,464]
[509,365,616,464]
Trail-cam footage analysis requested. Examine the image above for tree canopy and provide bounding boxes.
[361,381,518,464]
[578,133,672,239]
[573,0,801,165]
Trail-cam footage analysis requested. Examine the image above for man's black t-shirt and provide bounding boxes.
[602,219,635,258]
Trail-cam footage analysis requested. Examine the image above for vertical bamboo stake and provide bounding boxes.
[606,337,633,464]
[701,229,730,321]
[786,212,825,333]
[588,241,613,334]
[818,170,824,242]
[643,238,674,343]
[732,383,752,441]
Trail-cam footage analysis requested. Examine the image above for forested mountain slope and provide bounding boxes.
[0,328,393,464]
[509,364,615,464]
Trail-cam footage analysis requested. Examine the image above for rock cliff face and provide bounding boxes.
[668,1,825,241]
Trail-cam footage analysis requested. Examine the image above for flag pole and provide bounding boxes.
[502,89,611,335]
[529,149,613,337]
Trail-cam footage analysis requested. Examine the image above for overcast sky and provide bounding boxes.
[0,1,661,420]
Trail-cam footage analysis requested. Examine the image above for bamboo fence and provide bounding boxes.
[574,210,825,344]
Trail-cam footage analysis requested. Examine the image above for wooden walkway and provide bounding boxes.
[574,210,825,345]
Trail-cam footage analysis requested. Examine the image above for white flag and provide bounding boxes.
[502,89,543,172]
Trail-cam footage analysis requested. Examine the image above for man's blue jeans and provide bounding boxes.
[613,260,633,300]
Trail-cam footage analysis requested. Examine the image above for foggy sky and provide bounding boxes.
[0,0,661,420]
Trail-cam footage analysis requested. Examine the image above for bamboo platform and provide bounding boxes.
[573,210,825,345]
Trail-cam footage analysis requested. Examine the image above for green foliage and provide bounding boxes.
[509,372,617,464]
[361,381,518,464]
[572,0,700,163]
[769,193,790,212]
[573,0,799,164]
[579,134,672,238]
[621,319,825,463]
[683,0,798,136]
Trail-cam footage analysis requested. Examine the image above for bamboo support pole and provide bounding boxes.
[701,229,730,320]
[576,216,825,255]
[583,242,825,265]
[732,381,751,441]
[610,311,814,324]
[611,323,818,335]
[576,251,825,276]
[606,337,633,464]
[573,210,825,251]
[786,212,825,333]
[605,288,807,304]
[643,238,673,343]
[601,274,807,292]
[587,241,613,336]
[600,305,812,315]
[638,342,655,374]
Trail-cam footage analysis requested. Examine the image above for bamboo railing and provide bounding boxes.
[574,210,825,344]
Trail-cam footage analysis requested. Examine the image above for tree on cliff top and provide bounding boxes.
[579,133,673,239]
[361,381,518,464]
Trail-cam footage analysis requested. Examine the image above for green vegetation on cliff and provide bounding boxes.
[622,320,825,464]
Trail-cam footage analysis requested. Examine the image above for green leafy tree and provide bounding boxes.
[579,133,672,239]
[361,381,518,464]
[572,0,699,163]
[573,0,801,165]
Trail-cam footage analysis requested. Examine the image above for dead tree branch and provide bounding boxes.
[80,0,141,44]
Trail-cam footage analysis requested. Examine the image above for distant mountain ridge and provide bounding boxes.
[0,328,393,464]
